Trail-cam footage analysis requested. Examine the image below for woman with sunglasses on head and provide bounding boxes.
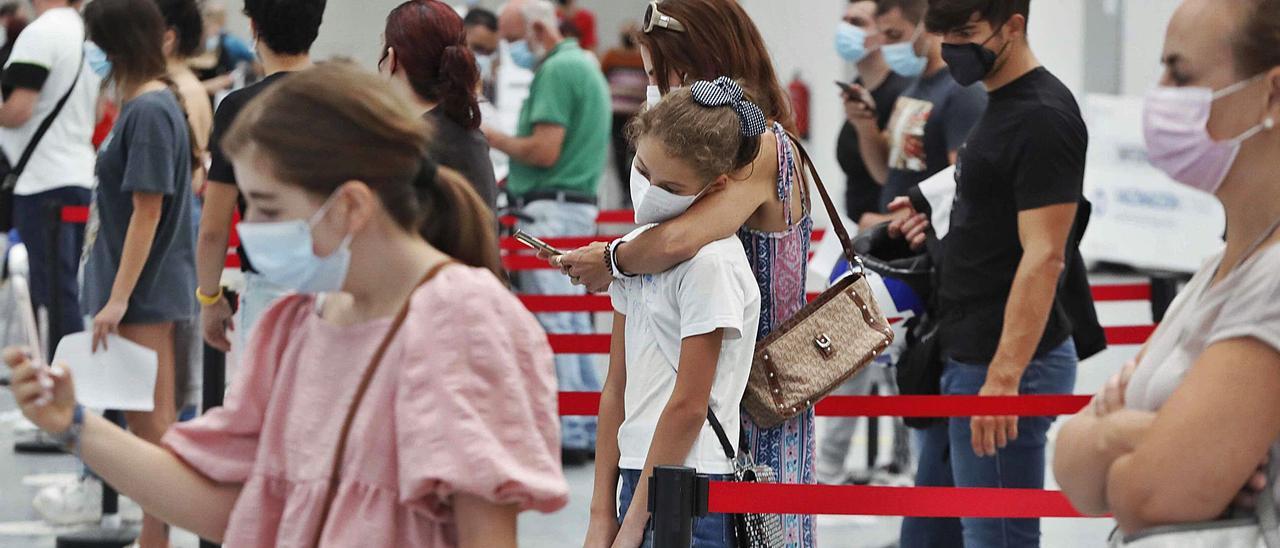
[6,63,567,547]
[556,1,818,544]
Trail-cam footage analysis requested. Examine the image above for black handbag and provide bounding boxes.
[0,48,84,232]
[706,407,785,548]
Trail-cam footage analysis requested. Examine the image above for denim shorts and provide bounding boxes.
[618,469,737,548]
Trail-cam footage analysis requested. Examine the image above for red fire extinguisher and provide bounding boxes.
[788,71,811,140]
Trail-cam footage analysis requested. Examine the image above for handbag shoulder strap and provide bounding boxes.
[706,407,737,461]
[311,260,455,545]
[5,45,86,190]
[786,132,860,270]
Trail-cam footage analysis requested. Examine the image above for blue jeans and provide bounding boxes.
[618,469,736,548]
[513,199,601,450]
[900,339,1078,548]
[13,187,91,345]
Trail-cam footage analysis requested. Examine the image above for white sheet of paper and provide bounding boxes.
[52,332,157,412]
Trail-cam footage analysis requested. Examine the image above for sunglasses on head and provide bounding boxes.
[643,1,685,34]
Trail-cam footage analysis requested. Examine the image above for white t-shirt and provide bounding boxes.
[1,7,99,195]
[609,233,761,475]
[1125,239,1280,505]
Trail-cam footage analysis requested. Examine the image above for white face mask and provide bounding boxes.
[633,168,707,225]
[236,195,353,294]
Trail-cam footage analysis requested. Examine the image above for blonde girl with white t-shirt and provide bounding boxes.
[584,78,769,548]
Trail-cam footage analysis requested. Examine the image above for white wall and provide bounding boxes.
[1120,0,1181,95]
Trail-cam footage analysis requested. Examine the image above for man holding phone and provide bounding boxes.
[834,0,911,226]
[846,0,986,226]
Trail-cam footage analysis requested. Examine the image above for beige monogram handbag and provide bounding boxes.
[742,139,896,429]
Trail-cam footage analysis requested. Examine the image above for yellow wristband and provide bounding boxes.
[196,287,223,307]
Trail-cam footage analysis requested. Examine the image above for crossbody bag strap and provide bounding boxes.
[2,45,85,191]
[310,260,455,546]
[705,406,737,462]
[785,131,861,271]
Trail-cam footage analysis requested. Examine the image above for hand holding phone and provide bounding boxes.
[10,276,54,405]
[513,229,564,257]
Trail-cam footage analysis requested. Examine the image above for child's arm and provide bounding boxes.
[584,312,628,548]
[615,328,725,547]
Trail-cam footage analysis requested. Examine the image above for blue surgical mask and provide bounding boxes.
[883,40,926,77]
[236,196,353,294]
[84,41,111,78]
[835,22,869,63]
[509,40,538,70]
[475,53,493,77]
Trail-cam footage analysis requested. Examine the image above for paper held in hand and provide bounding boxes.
[52,332,157,412]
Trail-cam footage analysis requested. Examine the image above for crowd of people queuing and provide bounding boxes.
[1,0,1278,546]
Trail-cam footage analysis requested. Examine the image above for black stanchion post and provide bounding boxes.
[649,466,698,548]
[198,290,232,548]
[15,204,69,454]
[1149,275,1181,323]
[867,384,879,472]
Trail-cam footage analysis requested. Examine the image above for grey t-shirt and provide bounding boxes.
[879,69,987,211]
[1126,240,1280,505]
[424,108,497,211]
[82,89,195,323]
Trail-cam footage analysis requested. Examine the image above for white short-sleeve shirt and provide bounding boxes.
[1,7,100,195]
[609,233,761,475]
[1126,240,1280,504]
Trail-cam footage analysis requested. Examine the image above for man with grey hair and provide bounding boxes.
[483,0,609,467]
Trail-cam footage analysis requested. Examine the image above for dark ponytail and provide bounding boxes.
[436,44,482,130]
[384,0,482,130]
[414,159,501,275]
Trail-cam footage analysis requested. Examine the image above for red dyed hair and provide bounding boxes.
[382,0,481,130]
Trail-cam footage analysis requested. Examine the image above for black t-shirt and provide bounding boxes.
[938,67,1088,364]
[207,72,291,273]
[836,72,910,221]
[879,69,986,211]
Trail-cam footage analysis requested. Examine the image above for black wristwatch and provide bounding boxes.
[48,403,85,454]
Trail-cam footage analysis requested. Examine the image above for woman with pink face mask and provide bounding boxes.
[1053,0,1280,541]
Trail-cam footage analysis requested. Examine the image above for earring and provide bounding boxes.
[1265,117,1276,130]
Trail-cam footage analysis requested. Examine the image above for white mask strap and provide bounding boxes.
[1212,73,1267,100]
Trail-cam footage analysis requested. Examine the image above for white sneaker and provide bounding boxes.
[32,476,145,525]
[33,476,102,526]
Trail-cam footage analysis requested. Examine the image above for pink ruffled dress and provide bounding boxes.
[162,265,569,547]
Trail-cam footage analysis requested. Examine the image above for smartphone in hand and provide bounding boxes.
[11,276,44,365]
[835,81,872,107]
[513,230,564,256]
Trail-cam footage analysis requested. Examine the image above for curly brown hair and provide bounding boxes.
[626,86,762,182]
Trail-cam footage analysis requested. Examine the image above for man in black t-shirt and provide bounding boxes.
[195,0,325,356]
[891,1,1093,546]
[835,0,911,223]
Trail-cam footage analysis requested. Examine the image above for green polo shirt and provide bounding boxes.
[507,39,611,198]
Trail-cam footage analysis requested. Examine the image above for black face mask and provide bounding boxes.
[941,27,1007,86]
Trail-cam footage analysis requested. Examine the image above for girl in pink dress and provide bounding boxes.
[5,63,568,547]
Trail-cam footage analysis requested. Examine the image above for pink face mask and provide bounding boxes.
[1143,76,1275,194]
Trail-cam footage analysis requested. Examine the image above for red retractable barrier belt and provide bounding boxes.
[707,482,1093,518]
[558,392,1091,417]
[547,326,1154,355]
